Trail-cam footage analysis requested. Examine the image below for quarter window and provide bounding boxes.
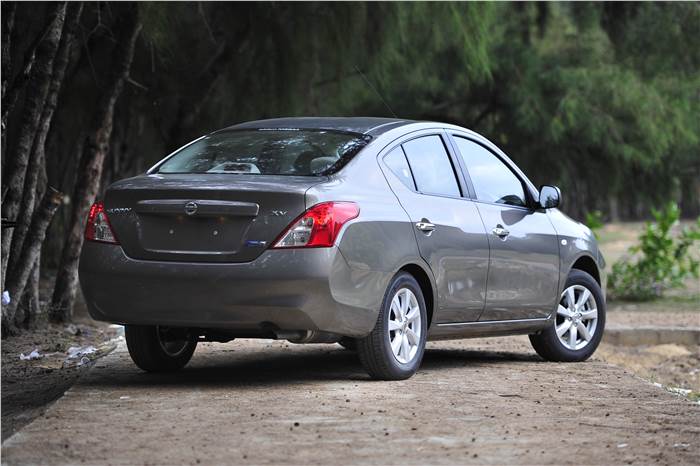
[402,135,460,197]
[453,137,527,207]
[383,147,416,190]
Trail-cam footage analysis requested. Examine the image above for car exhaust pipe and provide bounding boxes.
[284,330,341,344]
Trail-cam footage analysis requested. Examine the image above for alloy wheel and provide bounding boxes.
[555,284,598,351]
[156,326,191,357]
[388,288,422,364]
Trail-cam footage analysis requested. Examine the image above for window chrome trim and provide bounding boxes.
[448,134,532,209]
[447,131,541,206]
[378,130,471,201]
[147,135,206,174]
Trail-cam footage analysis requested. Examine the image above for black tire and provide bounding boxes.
[125,325,197,372]
[356,272,428,380]
[338,337,357,351]
[529,269,606,362]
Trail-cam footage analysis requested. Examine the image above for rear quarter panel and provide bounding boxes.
[305,132,433,321]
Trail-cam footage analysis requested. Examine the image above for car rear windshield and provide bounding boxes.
[156,129,370,176]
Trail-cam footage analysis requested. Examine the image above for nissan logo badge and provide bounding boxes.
[184,201,198,216]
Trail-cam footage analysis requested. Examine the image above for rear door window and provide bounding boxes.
[401,135,461,197]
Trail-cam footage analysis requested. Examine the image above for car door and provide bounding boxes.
[380,133,489,323]
[449,134,560,321]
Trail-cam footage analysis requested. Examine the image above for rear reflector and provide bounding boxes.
[271,202,359,248]
[85,201,119,244]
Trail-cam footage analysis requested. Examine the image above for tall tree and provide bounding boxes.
[2,188,63,335]
[1,2,66,287]
[50,5,142,323]
[1,2,16,101]
[7,3,83,282]
[0,1,698,335]
[4,4,84,331]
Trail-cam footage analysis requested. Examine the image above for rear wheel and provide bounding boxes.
[357,272,427,380]
[529,269,605,362]
[125,325,197,372]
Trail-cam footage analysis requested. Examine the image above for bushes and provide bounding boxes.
[585,210,604,240]
[608,203,700,301]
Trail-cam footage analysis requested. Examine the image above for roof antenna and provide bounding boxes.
[353,65,398,118]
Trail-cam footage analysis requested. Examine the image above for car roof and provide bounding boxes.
[222,117,415,137]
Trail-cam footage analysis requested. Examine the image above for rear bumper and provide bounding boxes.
[79,242,384,337]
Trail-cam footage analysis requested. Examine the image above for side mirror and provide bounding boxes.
[538,185,561,209]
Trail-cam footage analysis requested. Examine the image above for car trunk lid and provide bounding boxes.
[104,173,322,262]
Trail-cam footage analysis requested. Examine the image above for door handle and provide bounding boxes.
[415,221,436,232]
[492,225,510,238]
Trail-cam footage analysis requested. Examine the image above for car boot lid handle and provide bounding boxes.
[134,199,260,217]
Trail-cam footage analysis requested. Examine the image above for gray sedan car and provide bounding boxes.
[79,117,606,380]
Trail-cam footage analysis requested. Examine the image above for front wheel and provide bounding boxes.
[529,269,606,362]
[357,272,428,380]
[125,325,197,372]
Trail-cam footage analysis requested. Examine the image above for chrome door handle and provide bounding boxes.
[492,225,510,238]
[416,221,436,232]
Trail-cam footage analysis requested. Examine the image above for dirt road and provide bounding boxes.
[2,337,699,465]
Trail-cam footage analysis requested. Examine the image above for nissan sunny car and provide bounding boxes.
[79,117,606,380]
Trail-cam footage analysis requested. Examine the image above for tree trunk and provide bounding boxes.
[7,3,83,283]
[2,5,64,183]
[49,10,142,323]
[680,169,700,219]
[1,1,18,161]
[1,1,16,178]
[608,196,620,223]
[2,188,63,336]
[1,2,66,288]
[15,259,41,331]
[1,2,16,101]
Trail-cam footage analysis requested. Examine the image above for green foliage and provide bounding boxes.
[35,2,700,236]
[608,203,700,301]
[584,211,604,240]
[483,3,700,217]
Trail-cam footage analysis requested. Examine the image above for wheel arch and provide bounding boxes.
[398,263,436,328]
[570,254,600,285]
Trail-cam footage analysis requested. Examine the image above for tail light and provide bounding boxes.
[271,202,359,248]
[85,201,119,244]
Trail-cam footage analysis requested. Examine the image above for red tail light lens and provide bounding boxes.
[271,202,359,248]
[85,201,119,244]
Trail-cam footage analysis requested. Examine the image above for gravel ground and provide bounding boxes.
[601,303,699,396]
[607,311,699,328]
[2,337,699,465]
[597,342,700,395]
[1,323,118,438]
